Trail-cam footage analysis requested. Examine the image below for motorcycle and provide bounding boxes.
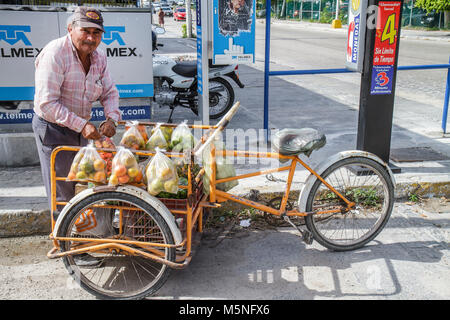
[151,27,244,122]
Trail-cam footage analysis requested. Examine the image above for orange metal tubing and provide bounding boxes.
[47,242,190,269]
[215,165,291,184]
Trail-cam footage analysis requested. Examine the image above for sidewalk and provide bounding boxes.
[0,20,449,237]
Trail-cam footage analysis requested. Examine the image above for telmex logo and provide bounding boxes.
[102,26,139,57]
[0,25,32,46]
[102,26,125,45]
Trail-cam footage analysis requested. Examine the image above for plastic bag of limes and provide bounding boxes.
[146,148,179,196]
[67,142,107,184]
[146,123,170,151]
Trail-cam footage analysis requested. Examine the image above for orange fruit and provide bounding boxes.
[114,164,127,177]
[94,171,106,183]
[67,171,76,180]
[134,171,143,183]
[118,175,130,184]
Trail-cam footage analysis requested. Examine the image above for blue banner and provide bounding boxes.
[212,0,255,65]
[0,105,151,124]
[0,84,153,101]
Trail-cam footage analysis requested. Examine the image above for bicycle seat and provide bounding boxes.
[172,61,197,77]
[272,128,326,157]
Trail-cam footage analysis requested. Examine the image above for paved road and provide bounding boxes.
[0,201,448,300]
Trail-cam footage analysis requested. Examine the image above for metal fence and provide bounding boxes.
[257,0,448,29]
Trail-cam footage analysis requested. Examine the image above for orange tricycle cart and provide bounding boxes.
[47,102,395,299]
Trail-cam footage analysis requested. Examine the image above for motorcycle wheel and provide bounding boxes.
[208,77,235,119]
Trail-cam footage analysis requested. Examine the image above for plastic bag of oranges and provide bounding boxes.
[120,121,146,150]
[67,143,107,184]
[94,136,116,178]
[146,148,179,196]
[125,122,149,142]
[109,147,143,186]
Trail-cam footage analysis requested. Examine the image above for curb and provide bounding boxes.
[0,209,51,238]
[1,179,448,238]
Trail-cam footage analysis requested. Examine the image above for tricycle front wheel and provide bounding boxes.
[58,191,176,300]
[305,157,394,251]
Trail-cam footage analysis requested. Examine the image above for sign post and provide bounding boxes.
[356,0,403,171]
[197,0,210,126]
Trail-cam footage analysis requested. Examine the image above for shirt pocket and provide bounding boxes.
[86,79,103,102]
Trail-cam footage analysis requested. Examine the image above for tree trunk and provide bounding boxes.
[187,0,192,37]
[444,10,450,29]
[280,0,286,18]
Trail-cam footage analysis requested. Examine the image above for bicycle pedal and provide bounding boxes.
[283,215,313,245]
[302,230,314,245]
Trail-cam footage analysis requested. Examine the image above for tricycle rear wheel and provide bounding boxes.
[58,191,176,300]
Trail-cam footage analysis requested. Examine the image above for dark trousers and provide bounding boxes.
[32,115,88,212]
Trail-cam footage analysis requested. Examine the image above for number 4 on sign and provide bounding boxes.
[381,14,397,45]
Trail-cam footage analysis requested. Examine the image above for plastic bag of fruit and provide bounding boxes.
[151,124,172,143]
[120,121,146,150]
[94,136,116,177]
[125,122,149,142]
[202,139,238,194]
[145,123,169,151]
[146,148,179,196]
[170,120,195,152]
[109,147,143,186]
[67,143,107,184]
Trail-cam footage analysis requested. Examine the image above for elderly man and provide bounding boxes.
[32,7,120,229]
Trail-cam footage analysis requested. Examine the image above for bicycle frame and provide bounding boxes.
[47,117,354,269]
[203,147,355,218]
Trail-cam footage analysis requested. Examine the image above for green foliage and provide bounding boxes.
[319,8,333,23]
[408,193,421,203]
[182,24,187,38]
[415,0,450,13]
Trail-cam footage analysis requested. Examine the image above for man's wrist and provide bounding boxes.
[100,118,118,128]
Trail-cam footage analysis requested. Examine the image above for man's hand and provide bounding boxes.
[99,119,116,138]
[81,122,101,140]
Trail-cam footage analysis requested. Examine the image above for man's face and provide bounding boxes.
[68,24,103,57]
[230,0,245,13]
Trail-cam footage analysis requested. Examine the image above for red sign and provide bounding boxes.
[373,1,401,66]
[371,1,401,94]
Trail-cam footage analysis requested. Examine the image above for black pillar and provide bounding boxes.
[357,0,404,170]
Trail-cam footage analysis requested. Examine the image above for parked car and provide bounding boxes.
[177,0,185,5]
[173,7,186,21]
[152,2,161,13]
[160,4,173,16]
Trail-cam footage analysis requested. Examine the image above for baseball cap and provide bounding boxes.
[71,6,104,32]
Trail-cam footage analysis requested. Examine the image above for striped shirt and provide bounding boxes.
[34,34,120,133]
